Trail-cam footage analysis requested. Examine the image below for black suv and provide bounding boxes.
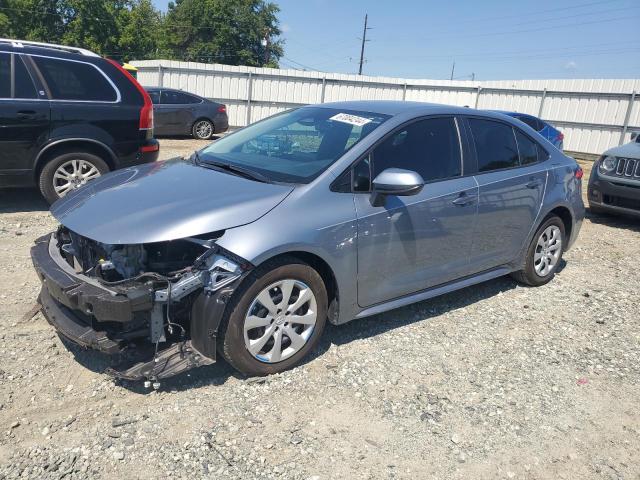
[0,39,159,203]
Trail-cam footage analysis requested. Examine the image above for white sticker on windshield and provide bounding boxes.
[329,113,372,127]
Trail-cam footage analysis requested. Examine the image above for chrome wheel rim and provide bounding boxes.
[194,120,213,139]
[243,279,317,363]
[534,225,562,277]
[53,159,101,198]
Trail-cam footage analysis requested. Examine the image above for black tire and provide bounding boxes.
[218,256,328,376]
[192,119,214,140]
[39,151,110,204]
[511,215,566,287]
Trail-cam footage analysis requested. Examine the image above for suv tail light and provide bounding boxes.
[106,59,154,132]
[575,166,584,180]
[217,105,227,113]
[557,132,564,141]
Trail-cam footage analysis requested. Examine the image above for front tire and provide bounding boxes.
[511,215,566,286]
[39,152,109,204]
[218,257,328,376]
[192,119,214,140]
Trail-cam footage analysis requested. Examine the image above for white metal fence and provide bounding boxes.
[132,59,640,156]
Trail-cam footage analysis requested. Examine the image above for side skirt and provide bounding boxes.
[354,266,512,320]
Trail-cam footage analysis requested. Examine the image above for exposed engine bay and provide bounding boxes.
[40,226,253,386]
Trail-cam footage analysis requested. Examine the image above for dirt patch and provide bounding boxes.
[0,139,638,479]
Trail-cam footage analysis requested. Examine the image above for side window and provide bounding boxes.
[468,118,519,172]
[32,57,117,101]
[14,56,37,99]
[161,90,200,104]
[0,54,9,98]
[514,129,539,165]
[372,117,462,182]
[147,90,160,103]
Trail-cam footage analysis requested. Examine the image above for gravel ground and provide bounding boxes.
[0,139,638,480]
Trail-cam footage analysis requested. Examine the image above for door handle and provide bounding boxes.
[16,110,37,120]
[452,193,477,206]
[525,179,543,189]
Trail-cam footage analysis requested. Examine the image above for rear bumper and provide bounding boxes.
[213,114,229,133]
[588,170,640,218]
[116,139,160,168]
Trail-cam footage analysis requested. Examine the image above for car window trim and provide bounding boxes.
[0,52,40,100]
[28,53,121,103]
[331,114,467,194]
[461,115,549,176]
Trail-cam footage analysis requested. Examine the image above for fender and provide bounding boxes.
[34,137,118,175]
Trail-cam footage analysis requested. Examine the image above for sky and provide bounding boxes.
[152,0,640,80]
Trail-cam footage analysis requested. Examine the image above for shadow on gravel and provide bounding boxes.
[586,209,640,233]
[0,188,48,214]
[62,274,525,393]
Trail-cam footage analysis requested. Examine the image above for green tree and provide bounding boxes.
[118,0,161,61]
[162,0,283,67]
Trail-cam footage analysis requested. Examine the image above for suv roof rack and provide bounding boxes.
[0,38,100,57]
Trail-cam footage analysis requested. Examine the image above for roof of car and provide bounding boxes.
[0,39,100,60]
[316,100,476,116]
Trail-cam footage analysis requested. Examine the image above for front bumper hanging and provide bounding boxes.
[30,233,248,382]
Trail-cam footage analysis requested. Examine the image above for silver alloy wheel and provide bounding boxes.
[53,159,102,198]
[194,120,213,139]
[243,279,317,363]
[534,225,562,277]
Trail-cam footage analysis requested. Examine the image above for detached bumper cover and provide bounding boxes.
[30,233,242,381]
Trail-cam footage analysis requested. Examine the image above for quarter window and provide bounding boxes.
[514,130,540,165]
[372,117,462,182]
[0,54,9,98]
[32,56,117,101]
[469,118,519,172]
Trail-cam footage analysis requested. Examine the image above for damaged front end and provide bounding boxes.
[31,226,253,383]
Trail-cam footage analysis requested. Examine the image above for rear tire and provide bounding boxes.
[192,119,214,140]
[511,215,566,287]
[218,256,327,377]
[39,152,109,204]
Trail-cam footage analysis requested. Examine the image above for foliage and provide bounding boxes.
[0,0,282,65]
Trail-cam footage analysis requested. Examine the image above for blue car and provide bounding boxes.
[494,111,564,150]
[32,101,584,382]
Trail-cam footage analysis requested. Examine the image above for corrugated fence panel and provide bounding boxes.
[132,59,639,155]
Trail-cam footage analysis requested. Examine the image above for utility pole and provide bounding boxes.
[358,14,371,75]
[450,61,455,81]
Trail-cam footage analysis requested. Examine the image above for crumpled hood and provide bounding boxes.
[51,158,294,244]
[603,141,640,159]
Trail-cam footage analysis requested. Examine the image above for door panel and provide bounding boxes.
[0,100,50,172]
[469,166,547,272]
[355,177,478,307]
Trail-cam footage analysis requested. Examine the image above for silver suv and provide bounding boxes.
[31,101,585,384]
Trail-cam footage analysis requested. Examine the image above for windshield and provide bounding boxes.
[199,107,390,183]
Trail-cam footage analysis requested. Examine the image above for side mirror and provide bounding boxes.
[370,168,424,207]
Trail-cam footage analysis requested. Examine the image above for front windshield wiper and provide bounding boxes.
[192,151,272,184]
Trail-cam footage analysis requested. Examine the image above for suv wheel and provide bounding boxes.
[192,119,214,140]
[512,215,566,286]
[218,257,328,376]
[39,152,109,204]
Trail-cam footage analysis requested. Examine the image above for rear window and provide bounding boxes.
[32,56,117,101]
[516,115,542,131]
[469,118,519,172]
[0,54,9,98]
[147,90,160,103]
